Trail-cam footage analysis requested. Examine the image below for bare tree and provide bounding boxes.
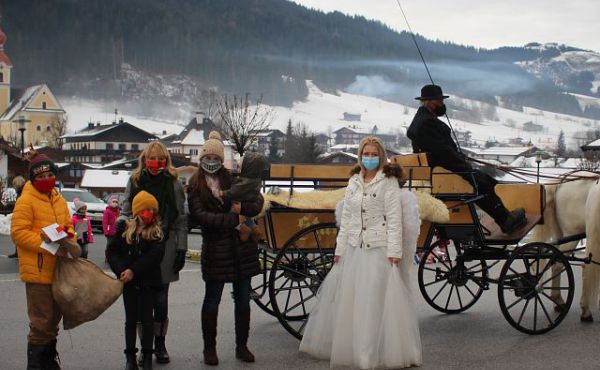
[217,93,273,156]
[196,87,220,120]
[47,114,68,149]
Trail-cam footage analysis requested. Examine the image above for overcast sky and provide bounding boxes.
[291,0,600,52]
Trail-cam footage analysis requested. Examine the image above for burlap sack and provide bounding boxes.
[52,257,123,330]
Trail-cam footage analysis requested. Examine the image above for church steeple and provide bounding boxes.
[0,23,12,114]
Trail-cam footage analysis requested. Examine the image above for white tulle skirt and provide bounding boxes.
[300,245,422,369]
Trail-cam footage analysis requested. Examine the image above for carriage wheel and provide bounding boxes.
[498,242,574,335]
[418,239,487,314]
[268,222,337,339]
[251,248,277,316]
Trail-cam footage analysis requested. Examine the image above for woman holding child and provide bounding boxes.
[187,131,264,366]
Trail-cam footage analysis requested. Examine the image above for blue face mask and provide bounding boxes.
[361,157,380,170]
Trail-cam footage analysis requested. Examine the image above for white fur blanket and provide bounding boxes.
[260,188,449,223]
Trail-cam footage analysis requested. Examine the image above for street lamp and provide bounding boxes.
[12,115,31,156]
[535,150,544,183]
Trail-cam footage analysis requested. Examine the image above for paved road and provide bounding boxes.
[1,234,599,369]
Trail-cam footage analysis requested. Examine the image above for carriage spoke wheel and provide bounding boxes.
[418,240,487,314]
[251,248,277,316]
[268,222,337,339]
[498,242,574,335]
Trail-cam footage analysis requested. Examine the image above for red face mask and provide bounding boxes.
[139,209,156,225]
[146,159,167,175]
[33,177,56,194]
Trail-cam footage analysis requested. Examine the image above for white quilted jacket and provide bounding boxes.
[335,170,420,259]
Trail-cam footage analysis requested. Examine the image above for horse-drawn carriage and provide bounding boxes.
[251,154,590,338]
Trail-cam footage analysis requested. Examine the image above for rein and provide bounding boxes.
[466,156,600,185]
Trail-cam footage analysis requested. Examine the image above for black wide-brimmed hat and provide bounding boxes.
[415,84,449,100]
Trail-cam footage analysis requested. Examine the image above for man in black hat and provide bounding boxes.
[407,84,526,234]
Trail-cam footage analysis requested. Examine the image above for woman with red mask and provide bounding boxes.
[121,141,187,365]
[11,151,80,369]
[108,191,165,370]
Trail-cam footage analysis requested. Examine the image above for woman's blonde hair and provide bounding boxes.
[357,136,387,172]
[12,175,26,191]
[123,214,164,244]
[130,141,178,187]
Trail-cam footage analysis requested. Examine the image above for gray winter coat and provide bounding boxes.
[121,178,188,284]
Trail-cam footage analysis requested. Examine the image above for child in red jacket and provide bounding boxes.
[103,194,120,241]
[72,198,94,258]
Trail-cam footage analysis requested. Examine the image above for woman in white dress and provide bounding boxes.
[300,136,422,369]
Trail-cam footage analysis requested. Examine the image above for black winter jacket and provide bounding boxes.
[107,219,165,288]
[407,106,471,172]
[187,171,264,282]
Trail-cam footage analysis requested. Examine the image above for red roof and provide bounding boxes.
[0,28,12,66]
[0,53,12,66]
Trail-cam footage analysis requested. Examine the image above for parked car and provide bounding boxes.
[60,188,106,230]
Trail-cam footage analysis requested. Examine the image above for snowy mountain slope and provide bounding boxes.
[568,92,600,110]
[60,80,600,152]
[60,97,185,136]
[517,43,600,95]
[268,81,600,150]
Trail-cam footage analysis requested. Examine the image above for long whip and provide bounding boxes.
[394,0,463,156]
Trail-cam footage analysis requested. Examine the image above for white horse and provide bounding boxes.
[532,171,600,321]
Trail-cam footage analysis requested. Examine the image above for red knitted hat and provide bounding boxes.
[28,153,58,180]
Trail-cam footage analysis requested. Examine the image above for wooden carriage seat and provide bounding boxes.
[431,167,475,196]
[269,163,354,181]
[390,153,431,186]
[390,154,475,195]
[480,183,544,243]
[269,163,354,190]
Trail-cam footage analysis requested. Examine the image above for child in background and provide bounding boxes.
[220,152,266,242]
[103,194,120,261]
[72,198,94,259]
[107,190,165,370]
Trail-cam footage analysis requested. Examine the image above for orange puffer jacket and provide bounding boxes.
[11,182,75,284]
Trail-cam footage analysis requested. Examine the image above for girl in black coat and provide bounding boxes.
[187,131,264,366]
[108,191,165,370]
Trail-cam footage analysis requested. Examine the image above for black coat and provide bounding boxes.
[187,171,264,282]
[407,106,471,172]
[107,219,165,288]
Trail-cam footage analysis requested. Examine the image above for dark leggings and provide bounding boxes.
[458,169,509,224]
[153,283,170,322]
[78,242,88,259]
[202,278,251,316]
[123,284,156,352]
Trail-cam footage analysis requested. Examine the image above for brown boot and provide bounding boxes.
[238,223,251,242]
[202,312,218,366]
[235,311,255,362]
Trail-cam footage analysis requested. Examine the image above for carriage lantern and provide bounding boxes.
[534,150,544,183]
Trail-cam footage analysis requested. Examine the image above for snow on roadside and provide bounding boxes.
[0,214,11,235]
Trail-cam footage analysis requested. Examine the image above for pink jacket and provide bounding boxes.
[72,214,94,244]
[103,206,120,237]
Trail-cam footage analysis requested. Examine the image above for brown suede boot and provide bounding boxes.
[238,223,251,242]
[234,311,255,362]
[202,313,218,366]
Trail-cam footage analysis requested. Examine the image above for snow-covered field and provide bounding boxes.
[60,80,600,151]
[60,97,185,136]
[269,81,600,151]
